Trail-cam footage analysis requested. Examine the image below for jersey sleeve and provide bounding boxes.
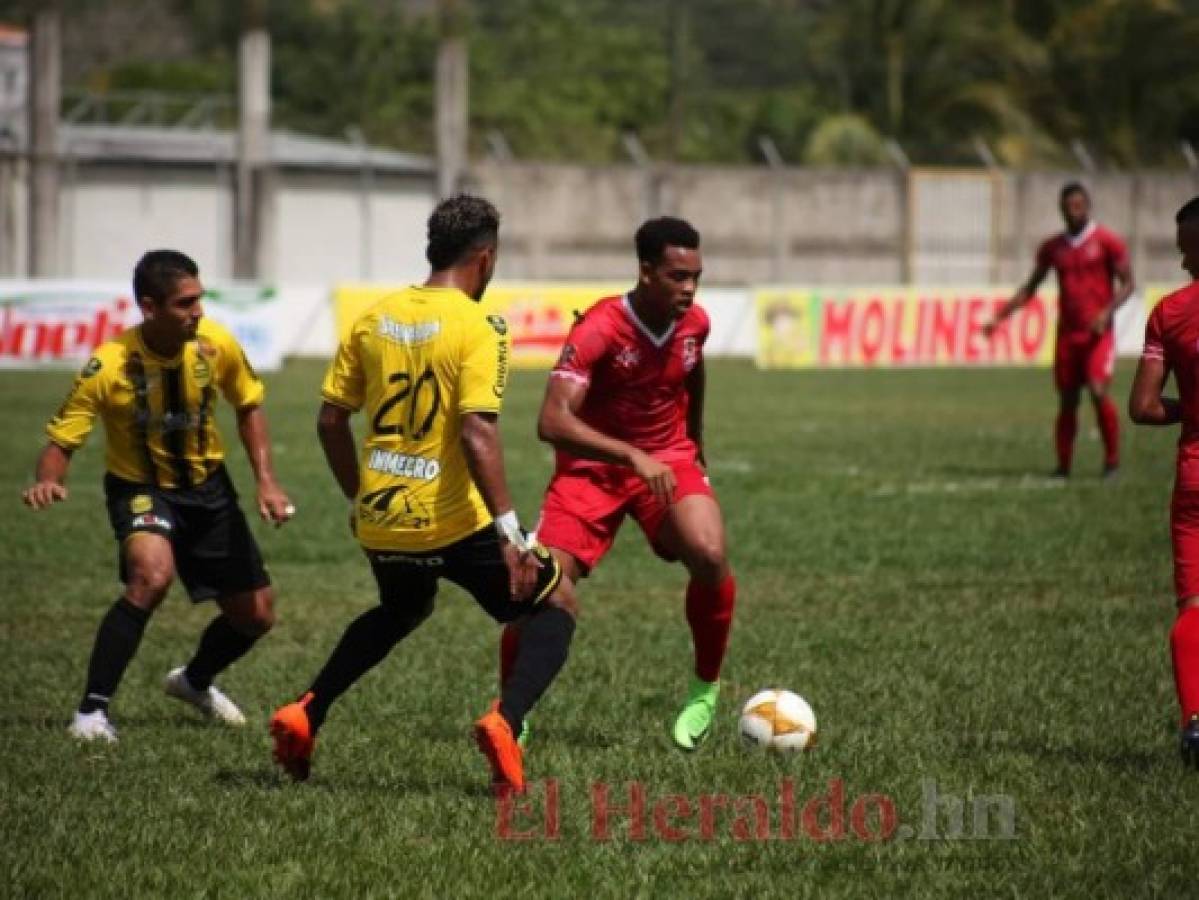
[321,325,366,411]
[551,307,609,386]
[459,312,508,414]
[215,329,266,409]
[1103,229,1131,272]
[44,354,108,450]
[1142,302,1167,365]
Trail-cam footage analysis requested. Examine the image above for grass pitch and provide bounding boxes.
[1,359,1193,897]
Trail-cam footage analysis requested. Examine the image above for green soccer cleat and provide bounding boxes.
[517,718,531,749]
[672,677,720,751]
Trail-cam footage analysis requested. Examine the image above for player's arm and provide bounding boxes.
[685,358,706,467]
[22,442,73,509]
[460,412,537,600]
[984,262,1050,337]
[1093,253,1135,335]
[316,402,360,501]
[537,375,676,504]
[1128,354,1180,426]
[236,404,294,526]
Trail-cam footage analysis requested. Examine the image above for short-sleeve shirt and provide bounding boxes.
[1036,222,1130,335]
[322,285,509,551]
[550,294,708,473]
[1143,280,1199,490]
[46,318,263,488]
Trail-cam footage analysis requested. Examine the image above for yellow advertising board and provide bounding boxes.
[334,282,623,368]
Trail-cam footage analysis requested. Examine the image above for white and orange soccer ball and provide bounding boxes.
[739,689,817,752]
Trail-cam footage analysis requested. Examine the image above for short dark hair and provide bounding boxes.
[1060,181,1089,203]
[635,216,700,265]
[1177,196,1199,225]
[133,250,199,303]
[426,194,500,270]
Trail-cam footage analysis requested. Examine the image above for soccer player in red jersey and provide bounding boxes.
[1129,195,1199,767]
[986,183,1134,478]
[500,217,735,750]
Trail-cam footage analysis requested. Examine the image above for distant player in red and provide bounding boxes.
[986,182,1134,477]
[501,217,735,750]
[1129,195,1199,767]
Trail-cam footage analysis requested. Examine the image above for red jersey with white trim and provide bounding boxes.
[550,294,708,472]
[1143,281,1199,490]
[1036,222,1129,335]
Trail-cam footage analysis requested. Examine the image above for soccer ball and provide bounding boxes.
[739,689,817,752]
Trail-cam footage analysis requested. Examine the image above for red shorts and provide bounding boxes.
[1054,330,1114,393]
[1172,490,1199,600]
[535,460,715,572]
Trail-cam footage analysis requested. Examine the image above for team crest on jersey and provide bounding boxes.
[197,339,218,358]
[130,494,153,515]
[191,357,212,387]
[682,337,699,372]
[486,315,508,336]
[614,345,641,370]
[80,357,102,378]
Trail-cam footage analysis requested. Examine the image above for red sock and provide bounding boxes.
[1096,396,1120,467]
[499,623,520,687]
[1171,605,1199,725]
[1055,409,1077,472]
[686,575,736,683]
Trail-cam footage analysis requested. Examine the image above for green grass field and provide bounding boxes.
[1,359,1194,897]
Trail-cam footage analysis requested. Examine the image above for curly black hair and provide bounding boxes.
[426,194,501,270]
[1177,196,1199,225]
[634,216,700,265]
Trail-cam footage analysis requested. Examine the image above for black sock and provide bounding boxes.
[184,615,261,691]
[306,604,419,732]
[79,598,151,715]
[499,605,575,736]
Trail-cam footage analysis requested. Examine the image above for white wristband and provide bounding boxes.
[494,509,530,551]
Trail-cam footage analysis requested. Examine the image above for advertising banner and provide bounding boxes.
[0,281,298,371]
[335,282,624,368]
[755,286,1058,369]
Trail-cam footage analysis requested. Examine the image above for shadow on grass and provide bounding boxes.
[0,713,211,731]
[213,767,497,799]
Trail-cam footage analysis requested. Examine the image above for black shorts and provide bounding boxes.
[366,526,562,624]
[104,466,271,603]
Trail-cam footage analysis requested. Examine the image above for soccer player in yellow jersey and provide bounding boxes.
[270,195,577,794]
[22,250,293,743]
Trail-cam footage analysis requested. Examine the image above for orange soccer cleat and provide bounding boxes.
[270,692,316,782]
[473,701,525,796]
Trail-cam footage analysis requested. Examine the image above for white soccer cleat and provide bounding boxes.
[69,710,118,743]
[164,666,246,726]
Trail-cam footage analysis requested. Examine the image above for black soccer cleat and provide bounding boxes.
[1181,715,1199,770]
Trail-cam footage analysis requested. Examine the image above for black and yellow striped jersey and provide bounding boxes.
[322,285,509,551]
[46,319,264,488]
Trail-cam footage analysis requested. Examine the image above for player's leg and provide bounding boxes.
[456,528,578,793]
[163,586,275,726]
[1169,491,1199,767]
[165,479,274,725]
[1086,331,1120,476]
[653,486,736,750]
[1052,338,1083,477]
[271,552,437,780]
[72,483,178,742]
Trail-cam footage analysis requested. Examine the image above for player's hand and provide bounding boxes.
[1090,310,1112,335]
[22,481,68,510]
[631,450,676,505]
[501,540,540,602]
[257,479,295,527]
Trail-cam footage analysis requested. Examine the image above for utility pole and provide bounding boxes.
[435,0,469,198]
[235,0,270,278]
[28,0,60,276]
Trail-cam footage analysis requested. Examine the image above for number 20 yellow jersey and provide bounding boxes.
[321,285,510,551]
